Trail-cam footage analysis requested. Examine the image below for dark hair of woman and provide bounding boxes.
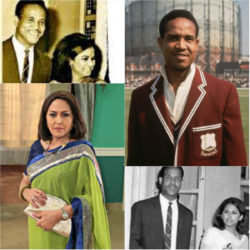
[38,91,86,140]
[51,33,102,83]
[213,197,248,235]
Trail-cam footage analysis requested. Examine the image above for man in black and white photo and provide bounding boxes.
[130,166,193,249]
[2,0,51,83]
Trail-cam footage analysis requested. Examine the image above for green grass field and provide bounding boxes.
[237,89,249,163]
[125,88,249,163]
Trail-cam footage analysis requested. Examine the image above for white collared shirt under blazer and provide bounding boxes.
[161,63,196,124]
[12,36,34,83]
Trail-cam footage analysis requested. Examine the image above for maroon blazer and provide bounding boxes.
[127,68,247,166]
[130,196,193,249]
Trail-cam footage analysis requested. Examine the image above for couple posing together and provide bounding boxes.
[130,167,249,249]
[3,0,105,84]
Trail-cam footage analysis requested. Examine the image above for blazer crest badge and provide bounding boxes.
[200,133,218,156]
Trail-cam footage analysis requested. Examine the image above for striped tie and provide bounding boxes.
[21,49,29,83]
[164,202,172,249]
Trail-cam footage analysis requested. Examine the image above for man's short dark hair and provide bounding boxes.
[156,166,184,192]
[159,9,199,38]
[15,0,47,18]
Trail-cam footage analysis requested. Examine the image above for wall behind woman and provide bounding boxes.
[45,0,82,56]
[203,167,242,230]
[92,84,124,204]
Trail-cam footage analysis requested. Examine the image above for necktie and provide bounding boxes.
[164,202,172,249]
[21,49,29,83]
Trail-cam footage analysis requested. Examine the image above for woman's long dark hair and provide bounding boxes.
[51,33,102,83]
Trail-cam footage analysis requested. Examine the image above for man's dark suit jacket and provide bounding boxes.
[127,67,247,166]
[2,38,52,83]
[130,196,193,249]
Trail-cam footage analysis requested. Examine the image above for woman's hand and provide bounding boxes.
[23,188,47,208]
[33,210,62,231]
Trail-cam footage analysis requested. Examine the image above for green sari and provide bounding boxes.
[26,140,111,249]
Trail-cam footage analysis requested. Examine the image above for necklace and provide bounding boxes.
[44,140,51,153]
[43,139,69,156]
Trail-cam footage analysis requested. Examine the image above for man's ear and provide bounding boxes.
[157,37,163,51]
[159,177,162,185]
[14,16,19,26]
[195,38,200,48]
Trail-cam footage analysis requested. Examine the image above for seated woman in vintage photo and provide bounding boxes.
[18,91,110,249]
[200,197,249,249]
[51,33,106,83]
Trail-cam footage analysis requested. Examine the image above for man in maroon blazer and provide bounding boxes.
[130,167,193,249]
[127,10,247,166]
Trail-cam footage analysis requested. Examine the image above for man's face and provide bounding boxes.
[160,167,183,200]
[157,17,199,72]
[15,4,46,48]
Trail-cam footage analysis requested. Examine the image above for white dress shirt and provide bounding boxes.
[12,36,34,83]
[160,194,178,250]
[160,63,196,124]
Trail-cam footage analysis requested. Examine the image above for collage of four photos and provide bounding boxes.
[0,0,249,249]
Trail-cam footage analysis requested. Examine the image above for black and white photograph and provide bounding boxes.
[125,166,249,249]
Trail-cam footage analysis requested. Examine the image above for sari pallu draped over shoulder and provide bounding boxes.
[26,140,111,249]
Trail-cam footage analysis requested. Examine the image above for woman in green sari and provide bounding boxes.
[18,91,111,249]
